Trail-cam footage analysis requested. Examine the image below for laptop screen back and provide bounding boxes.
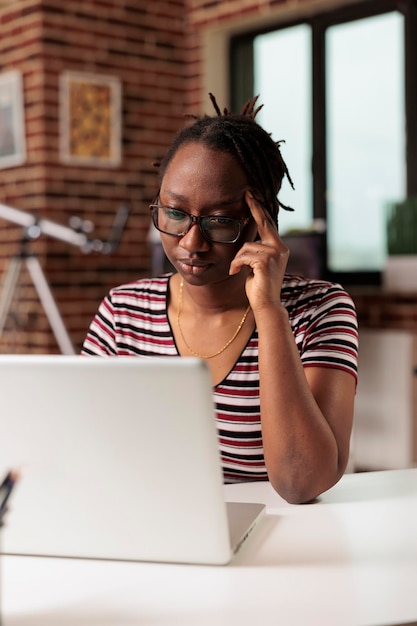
[0,355,235,564]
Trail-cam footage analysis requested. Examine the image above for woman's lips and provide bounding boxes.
[178,259,211,274]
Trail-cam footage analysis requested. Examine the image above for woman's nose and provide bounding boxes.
[179,221,210,252]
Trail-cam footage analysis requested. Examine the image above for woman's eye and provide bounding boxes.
[165,208,187,221]
[207,216,234,225]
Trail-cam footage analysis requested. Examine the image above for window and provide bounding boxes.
[326,12,404,272]
[231,0,417,284]
[254,25,312,234]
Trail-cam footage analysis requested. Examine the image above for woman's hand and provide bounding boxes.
[229,190,290,311]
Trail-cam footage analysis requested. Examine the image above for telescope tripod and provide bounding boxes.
[0,243,75,354]
[0,202,130,354]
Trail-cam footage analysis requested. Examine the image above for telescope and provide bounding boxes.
[0,202,130,354]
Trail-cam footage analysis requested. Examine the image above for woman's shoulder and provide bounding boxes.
[282,273,351,298]
[108,273,173,298]
[281,273,355,312]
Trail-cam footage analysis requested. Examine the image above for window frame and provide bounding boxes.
[230,0,417,286]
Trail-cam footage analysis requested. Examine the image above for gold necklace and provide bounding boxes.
[177,278,251,360]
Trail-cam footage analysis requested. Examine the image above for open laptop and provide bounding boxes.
[0,355,265,565]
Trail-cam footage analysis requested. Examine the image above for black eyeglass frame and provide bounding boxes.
[149,204,251,244]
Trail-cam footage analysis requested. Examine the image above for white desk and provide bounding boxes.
[2,468,417,626]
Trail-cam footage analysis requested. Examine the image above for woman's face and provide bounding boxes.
[157,142,257,285]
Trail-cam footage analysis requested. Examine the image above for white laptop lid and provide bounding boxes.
[0,355,264,565]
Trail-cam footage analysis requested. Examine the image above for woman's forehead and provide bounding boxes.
[161,142,248,193]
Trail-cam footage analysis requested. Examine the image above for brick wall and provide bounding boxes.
[0,0,188,352]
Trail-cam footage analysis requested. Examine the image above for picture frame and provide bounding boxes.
[59,71,122,167]
[0,70,26,169]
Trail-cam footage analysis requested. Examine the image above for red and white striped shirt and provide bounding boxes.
[82,274,358,483]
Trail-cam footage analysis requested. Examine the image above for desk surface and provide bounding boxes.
[2,468,417,626]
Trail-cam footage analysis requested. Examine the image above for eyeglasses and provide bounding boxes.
[150,205,251,244]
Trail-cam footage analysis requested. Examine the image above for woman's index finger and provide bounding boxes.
[245,190,278,240]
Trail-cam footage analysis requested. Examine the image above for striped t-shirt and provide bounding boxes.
[82,273,358,483]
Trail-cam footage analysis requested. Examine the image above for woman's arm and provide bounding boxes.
[230,191,358,504]
[82,296,117,355]
[257,302,356,503]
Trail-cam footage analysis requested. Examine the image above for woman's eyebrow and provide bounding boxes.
[210,198,244,208]
[161,191,244,207]
[160,191,187,203]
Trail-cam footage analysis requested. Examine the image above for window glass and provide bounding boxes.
[326,12,405,271]
[254,25,312,235]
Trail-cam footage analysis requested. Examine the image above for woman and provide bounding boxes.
[82,95,358,504]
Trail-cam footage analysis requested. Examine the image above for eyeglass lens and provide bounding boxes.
[152,206,242,243]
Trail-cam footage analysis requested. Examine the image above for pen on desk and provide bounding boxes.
[0,470,19,523]
[0,471,18,626]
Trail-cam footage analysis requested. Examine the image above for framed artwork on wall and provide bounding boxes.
[59,71,122,167]
[0,70,26,169]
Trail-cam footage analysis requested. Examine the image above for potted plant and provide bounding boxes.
[383,196,417,291]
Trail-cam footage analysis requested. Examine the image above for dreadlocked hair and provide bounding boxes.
[155,93,295,225]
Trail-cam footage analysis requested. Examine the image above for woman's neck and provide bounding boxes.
[171,272,249,314]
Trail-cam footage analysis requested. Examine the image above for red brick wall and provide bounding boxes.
[0,0,188,352]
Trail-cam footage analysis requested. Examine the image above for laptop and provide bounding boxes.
[0,355,265,565]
